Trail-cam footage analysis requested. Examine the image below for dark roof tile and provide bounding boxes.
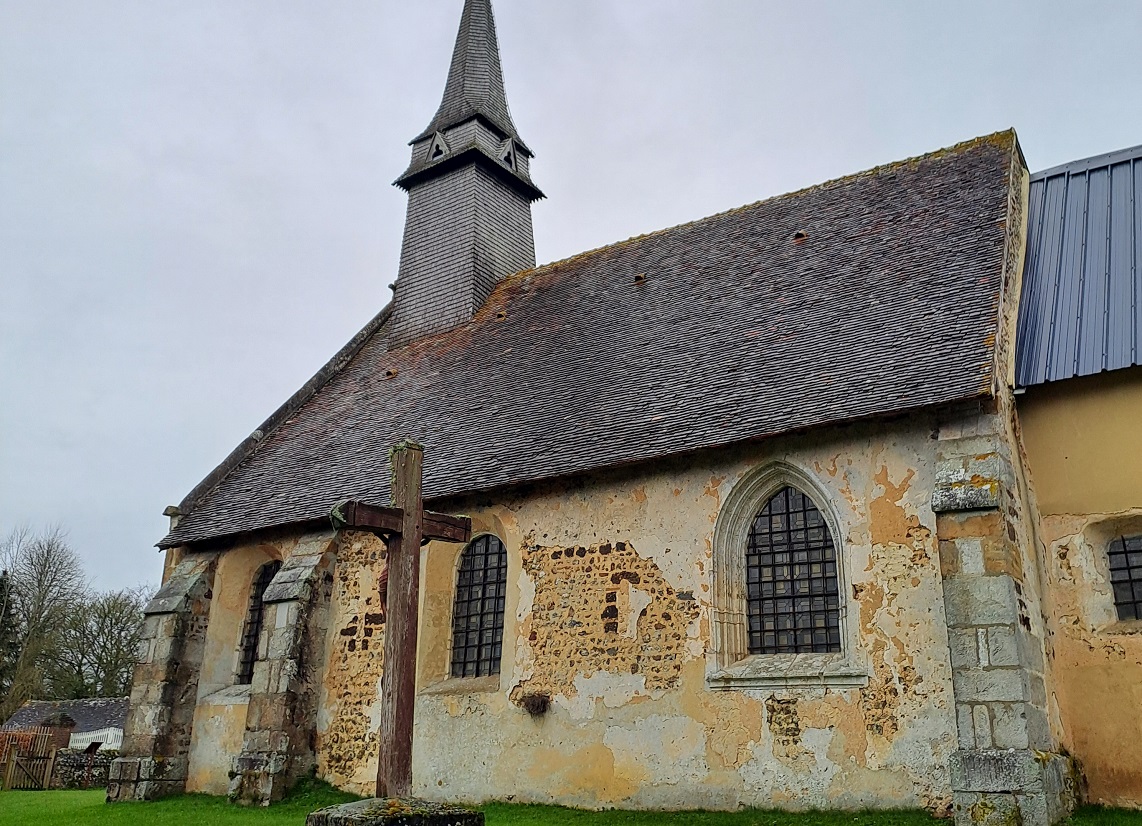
[3,698,128,733]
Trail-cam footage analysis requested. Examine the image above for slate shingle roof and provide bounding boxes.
[2,698,128,733]
[161,132,1019,549]
[412,0,522,148]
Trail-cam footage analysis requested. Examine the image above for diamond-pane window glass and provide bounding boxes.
[1108,535,1142,622]
[746,487,841,654]
[450,535,508,678]
[236,560,281,685]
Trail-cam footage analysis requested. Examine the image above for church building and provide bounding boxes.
[107,2,1142,824]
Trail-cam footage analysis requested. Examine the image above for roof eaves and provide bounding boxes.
[168,393,995,553]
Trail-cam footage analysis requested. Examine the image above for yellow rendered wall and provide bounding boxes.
[1017,366,1142,808]
[309,417,964,811]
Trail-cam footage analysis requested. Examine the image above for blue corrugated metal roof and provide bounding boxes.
[1016,143,1142,386]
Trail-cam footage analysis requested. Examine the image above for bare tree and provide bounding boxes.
[0,526,87,719]
[44,586,152,699]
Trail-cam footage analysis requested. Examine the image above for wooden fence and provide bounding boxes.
[0,728,57,791]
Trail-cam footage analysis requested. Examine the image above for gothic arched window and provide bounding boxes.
[746,486,841,654]
[450,535,507,679]
[710,463,867,689]
[236,560,281,685]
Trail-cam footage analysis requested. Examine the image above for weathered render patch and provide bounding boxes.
[1038,512,1142,808]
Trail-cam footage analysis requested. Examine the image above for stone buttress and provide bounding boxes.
[933,403,1077,826]
[108,554,217,801]
[228,536,336,804]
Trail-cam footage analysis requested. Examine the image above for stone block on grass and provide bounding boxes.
[307,798,483,826]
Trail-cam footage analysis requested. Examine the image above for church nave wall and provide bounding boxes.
[398,417,960,811]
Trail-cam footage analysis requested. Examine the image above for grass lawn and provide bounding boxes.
[0,786,1138,826]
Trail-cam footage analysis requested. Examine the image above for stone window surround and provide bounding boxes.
[236,559,282,686]
[1077,513,1142,635]
[429,532,507,695]
[708,461,869,690]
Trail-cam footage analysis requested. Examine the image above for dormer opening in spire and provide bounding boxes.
[388,0,543,349]
[499,138,516,170]
[428,132,450,161]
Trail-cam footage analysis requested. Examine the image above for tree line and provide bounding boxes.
[0,526,152,722]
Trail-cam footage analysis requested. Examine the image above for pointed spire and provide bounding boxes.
[413,0,522,147]
[395,0,541,199]
[387,0,541,348]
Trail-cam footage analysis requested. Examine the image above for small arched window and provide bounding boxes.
[746,486,841,654]
[1108,535,1142,621]
[236,560,281,685]
[450,535,507,679]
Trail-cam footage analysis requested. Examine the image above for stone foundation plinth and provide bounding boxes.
[106,756,189,802]
[951,750,1077,826]
[306,798,483,826]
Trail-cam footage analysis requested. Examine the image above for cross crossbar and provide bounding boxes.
[330,500,472,544]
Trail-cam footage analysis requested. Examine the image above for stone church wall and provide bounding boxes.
[307,415,964,810]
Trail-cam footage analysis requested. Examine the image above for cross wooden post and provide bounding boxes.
[329,441,471,800]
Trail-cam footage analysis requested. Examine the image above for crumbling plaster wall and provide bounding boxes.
[315,416,962,810]
[1017,367,1142,808]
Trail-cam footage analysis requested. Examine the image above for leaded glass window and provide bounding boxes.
[746,486,841,654]
[236,560,281,685]
[450,535,507,678]
[1109,535,1142,621]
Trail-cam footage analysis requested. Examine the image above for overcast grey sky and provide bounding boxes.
[2,1,1140,590]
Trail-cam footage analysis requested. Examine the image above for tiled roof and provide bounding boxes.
[2,698,128,733]
[161,132,1019,549]
[1015,143,1142,387]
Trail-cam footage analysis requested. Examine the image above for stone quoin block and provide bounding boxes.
[989,702,1034,750]
[952,667,1025,703]
[984,626,1020,667]
[942,576,1019,627]
[948,628,981,668]
[954,792,1021,826]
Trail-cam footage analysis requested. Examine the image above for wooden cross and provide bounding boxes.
[329,442,471,799]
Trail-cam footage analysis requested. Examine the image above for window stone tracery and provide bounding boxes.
[709,461,867,690]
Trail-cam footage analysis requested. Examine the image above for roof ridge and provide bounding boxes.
[173,303,394,524]
[1031,141,1142,181]
[506,130,1018,287]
